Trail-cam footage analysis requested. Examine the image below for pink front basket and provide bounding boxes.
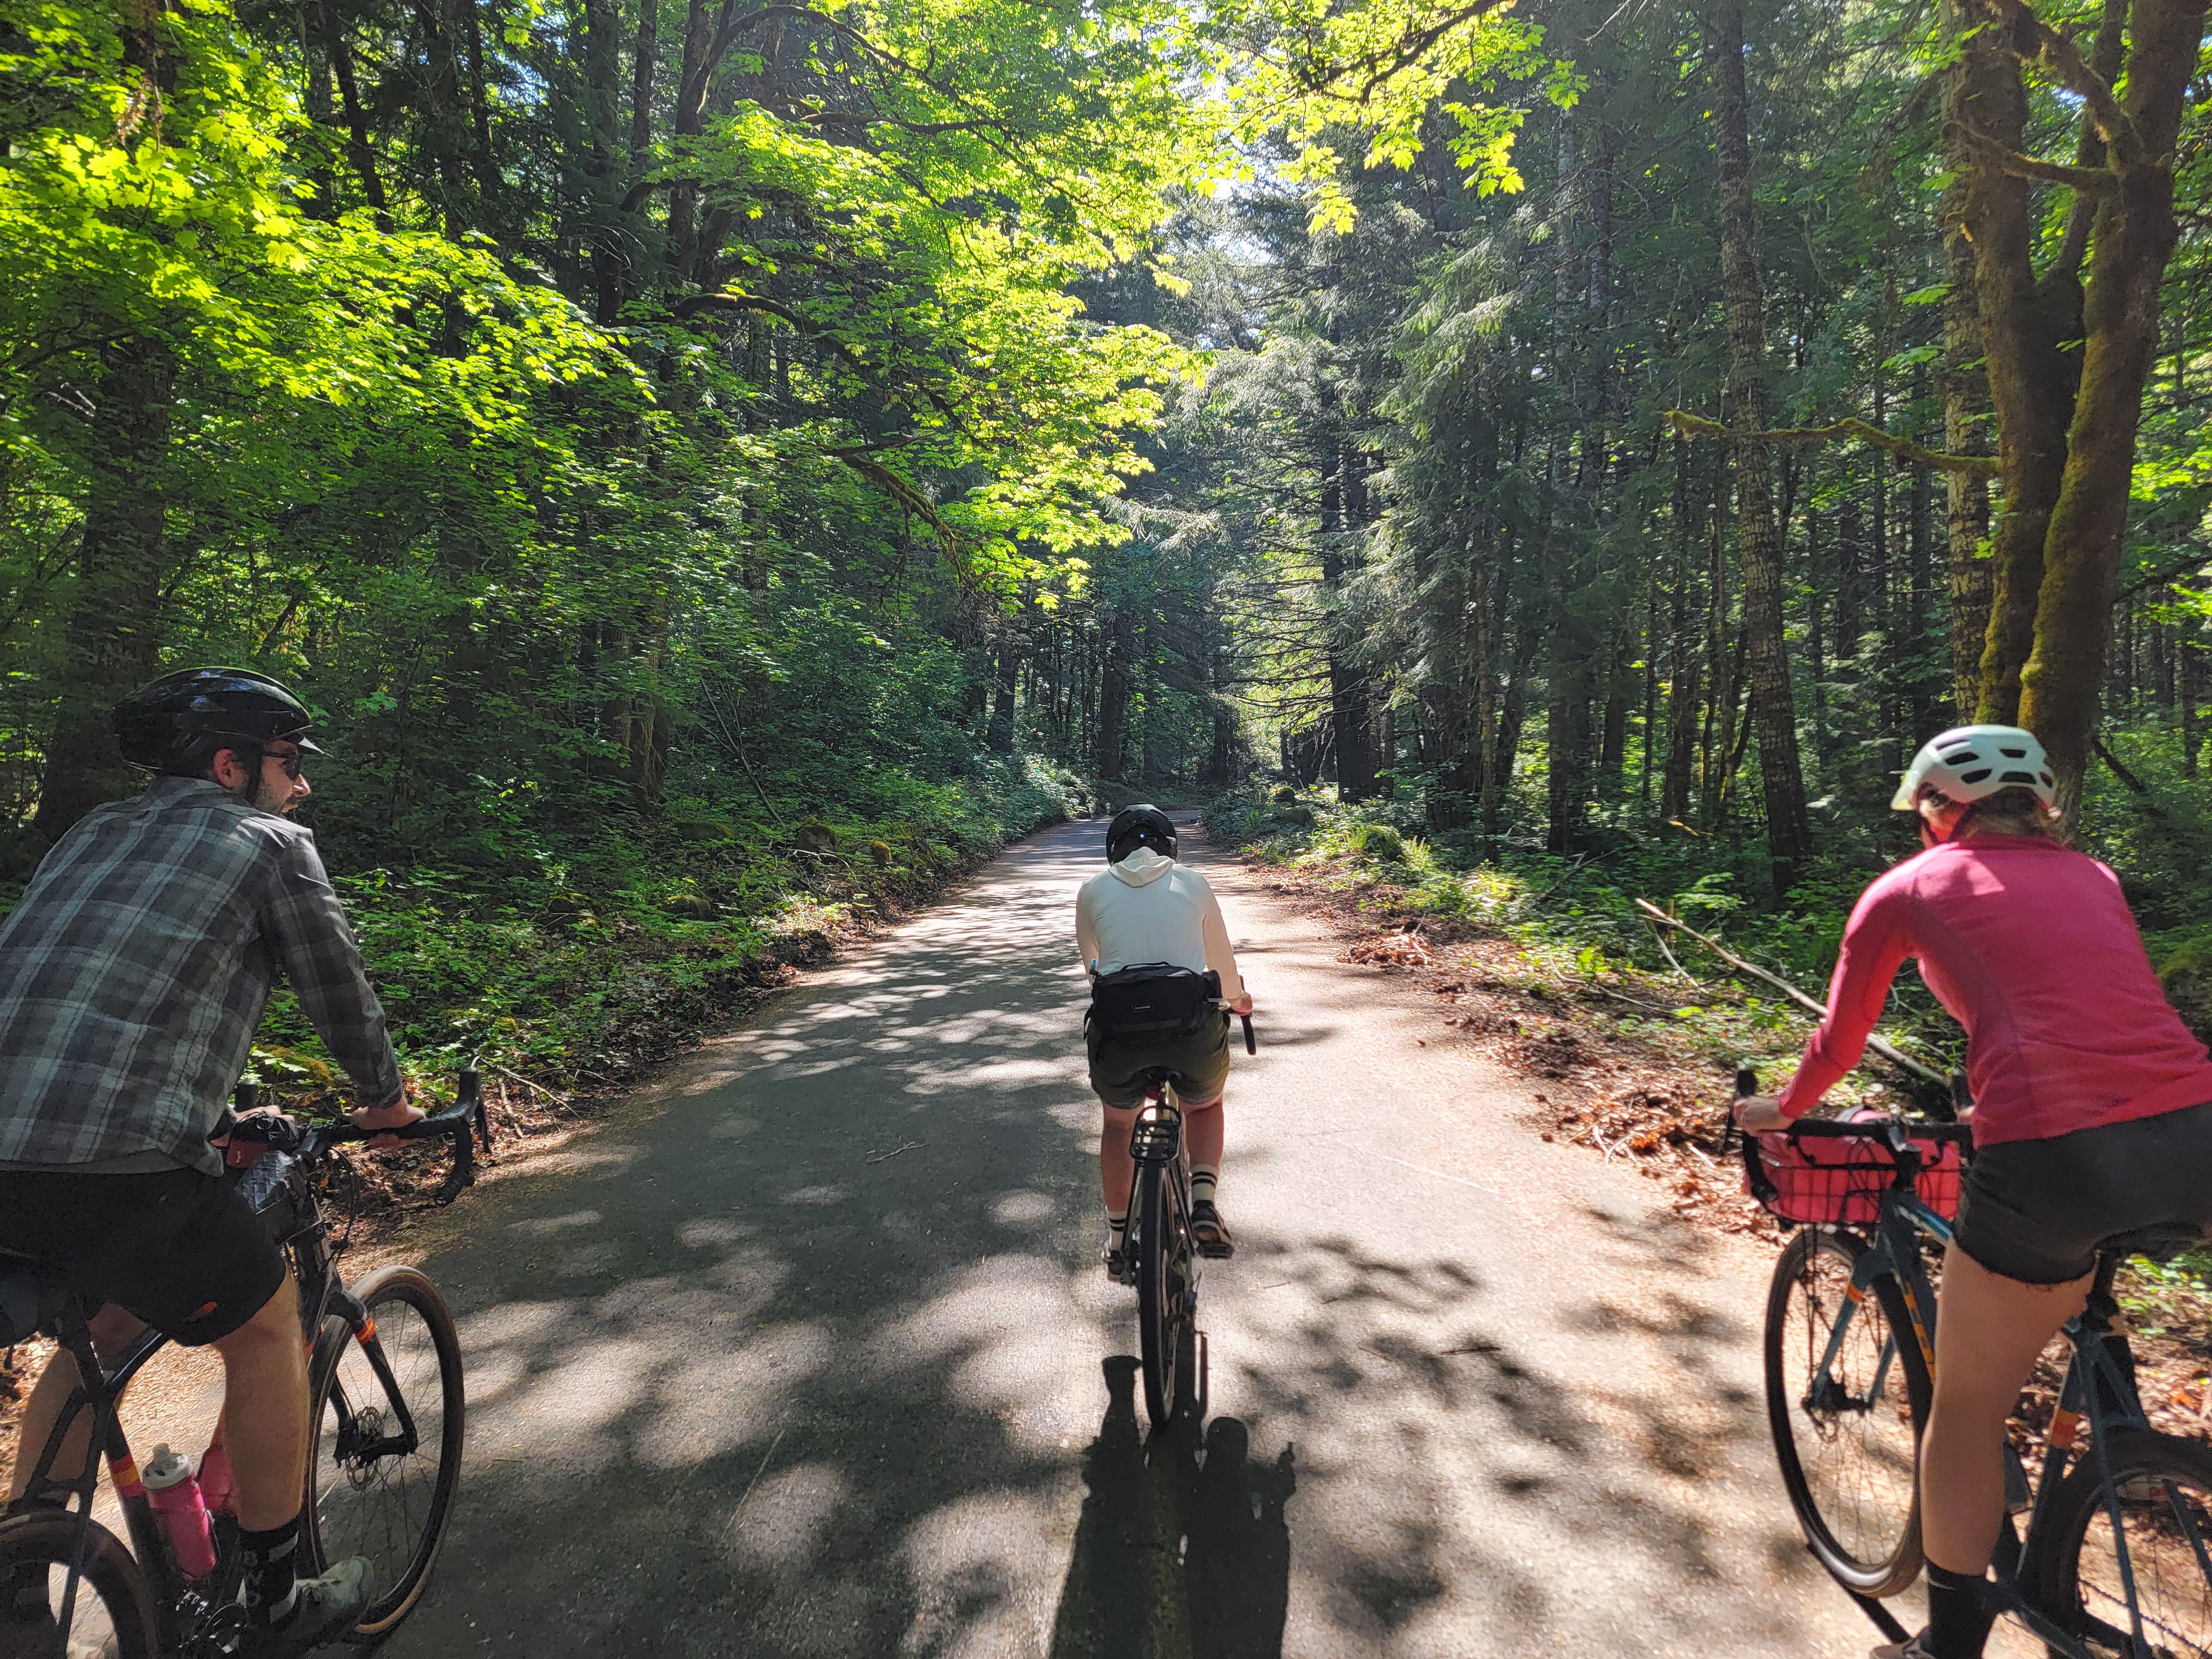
[1751,1116,1963,1227]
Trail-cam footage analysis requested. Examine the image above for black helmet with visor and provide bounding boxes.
[1105,804,1178,864]
[114,667,323,779]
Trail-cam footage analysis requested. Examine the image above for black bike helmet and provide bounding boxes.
[1106,804,1178,863]
[114,667,322,775]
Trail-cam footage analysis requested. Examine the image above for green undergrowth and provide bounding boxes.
[238,756,1091,1096]
[1208,780,1959,1115]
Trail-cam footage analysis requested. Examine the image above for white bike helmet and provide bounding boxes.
[1891,724,2058,811]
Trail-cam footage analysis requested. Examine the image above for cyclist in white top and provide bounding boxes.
[1076,806,1252,1275]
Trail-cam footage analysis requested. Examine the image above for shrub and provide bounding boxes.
[1352,823,1404,862]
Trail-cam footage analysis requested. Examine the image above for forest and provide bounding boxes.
[4,0,2210,1083]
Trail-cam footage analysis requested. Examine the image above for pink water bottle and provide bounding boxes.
[198,1430,236,1517]
[141,1444,218,1580]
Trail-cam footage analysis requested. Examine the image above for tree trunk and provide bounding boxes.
[1938,80,1994,719]
[1953,1,2077,723]
[36,338,176,839]
[1319,440,1375,802]
[987,634,1020,754]
[1974,0,2205,820]
[1714,0,1812,894]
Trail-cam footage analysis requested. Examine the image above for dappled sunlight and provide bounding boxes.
[376,823,1877,1656]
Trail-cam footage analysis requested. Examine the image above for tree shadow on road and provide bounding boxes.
[1048,1358,1295,1659]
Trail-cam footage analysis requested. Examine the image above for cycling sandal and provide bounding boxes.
[1189,1200,1234,1259]
[238,1558,373,1658]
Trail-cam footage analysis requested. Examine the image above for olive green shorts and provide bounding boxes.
[1086,1012,1232,1109]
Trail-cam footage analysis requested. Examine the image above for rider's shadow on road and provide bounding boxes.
[1048,1357,1295,1659]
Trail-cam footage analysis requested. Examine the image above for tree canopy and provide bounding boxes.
[6,0,2212,1076]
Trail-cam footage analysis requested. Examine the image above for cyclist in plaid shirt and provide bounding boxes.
[0,668,420,1657]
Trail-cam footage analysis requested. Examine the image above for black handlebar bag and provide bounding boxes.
[1088,963,1220,1042]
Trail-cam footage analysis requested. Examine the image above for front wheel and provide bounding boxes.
[2033,1427,2212,1657]
[1135,1164,1198,1434]
[0,1508,159,1659]
[302,1264,466,1640]
[1764,1225,1932,1597]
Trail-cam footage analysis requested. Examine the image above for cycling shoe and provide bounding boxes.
[237,1558,374,1658]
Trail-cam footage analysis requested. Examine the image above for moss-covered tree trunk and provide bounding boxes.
[34,336,175,840]
[1713,0,1811,895]
[1960,0,2205,818]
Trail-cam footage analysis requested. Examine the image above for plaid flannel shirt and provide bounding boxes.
[0,776,403,1176]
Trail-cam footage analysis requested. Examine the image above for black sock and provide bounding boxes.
[1921,1562,1995,1658]
[238,1515,303,1627]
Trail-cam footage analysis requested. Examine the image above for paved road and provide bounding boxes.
[383,817,1897,1657]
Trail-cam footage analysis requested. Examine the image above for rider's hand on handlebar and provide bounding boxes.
[1229,991,1254,1018]
[351,1083,426,1150]
[1731,1094,1787,1134]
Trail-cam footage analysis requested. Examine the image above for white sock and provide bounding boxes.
[1106,1208,1128,1250]
[1190,1167,1218,1207]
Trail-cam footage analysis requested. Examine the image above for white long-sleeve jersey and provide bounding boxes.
[1074,848,1247,1003]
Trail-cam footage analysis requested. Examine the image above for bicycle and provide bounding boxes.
[1731,1066,2212,1656]
[0,1071,489,1658]
[1118,1009,1255,1436]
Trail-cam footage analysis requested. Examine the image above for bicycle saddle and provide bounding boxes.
[2100,1222,2210,1265]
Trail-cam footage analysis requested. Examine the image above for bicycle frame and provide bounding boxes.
[1806,1174,2206,1657]
[13,1202,384,1652]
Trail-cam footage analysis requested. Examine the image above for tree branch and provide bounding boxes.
[1663,409,2001,475]
[1948,117,2118,194]
[1965,0,2140,165]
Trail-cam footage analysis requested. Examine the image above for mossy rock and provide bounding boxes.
[1270,784,1300,805]
[659,892,717,917]
[1351,823,1404,862]
[794,820,838,854]
[866,839,894,867]
[1275,805,1316,828]
[669,815,736,844]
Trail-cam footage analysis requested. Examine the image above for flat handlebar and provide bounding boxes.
[1725,1061,1970,1208]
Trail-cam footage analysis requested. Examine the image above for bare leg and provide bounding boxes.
[1183,1097,1225,1180]
[6,1304,147,1503]
[1921,1244,2089,1574]
[211,1274,310,1532]
[1099,1102,1138,1217]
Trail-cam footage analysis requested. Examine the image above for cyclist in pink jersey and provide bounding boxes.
[1733,725,2212,1659]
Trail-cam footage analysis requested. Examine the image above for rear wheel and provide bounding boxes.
[1136,1164,1198,1433]
[302,1264,466,1640]
[2034,1427,2212,1657]
[1764,1225,1932,1597]
[0,1509,158,1659]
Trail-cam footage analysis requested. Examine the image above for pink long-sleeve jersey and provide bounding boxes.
[1777,834,2212,1145]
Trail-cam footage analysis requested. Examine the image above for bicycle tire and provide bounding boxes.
[0,1508,160,1659]
[302,1264,466,1640]
[1136,1164,1196,1433]
[2033,1426,2212,1657]
[1764,1225,1932,1597]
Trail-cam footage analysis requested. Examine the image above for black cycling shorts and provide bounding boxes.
[0,1167,287,1346]
[1953,1100,2212,1285]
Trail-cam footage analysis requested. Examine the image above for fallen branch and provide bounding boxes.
[1634,899,1947,1087]
[487,1062,576,1114]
